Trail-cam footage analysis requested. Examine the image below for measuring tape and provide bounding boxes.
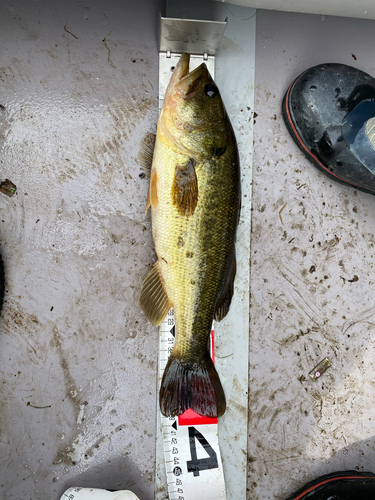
[159,309,226,500]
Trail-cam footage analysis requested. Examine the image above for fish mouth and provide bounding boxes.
[172,53,209,99]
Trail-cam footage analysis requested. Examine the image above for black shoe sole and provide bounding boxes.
[282,79,375,197]
[286,470,375,500]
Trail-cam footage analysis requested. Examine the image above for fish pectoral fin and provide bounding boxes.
[214,252,236,322]
[145,169,158,213]
[139,261,172,326]
[138,132,156,178]
[171,158,198,217]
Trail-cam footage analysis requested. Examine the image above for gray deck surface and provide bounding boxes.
[250,9,375,500]
[1,2,375,499]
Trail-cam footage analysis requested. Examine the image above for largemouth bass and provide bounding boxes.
[140,53,240,418]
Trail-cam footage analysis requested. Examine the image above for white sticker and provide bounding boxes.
[60,487,140,500]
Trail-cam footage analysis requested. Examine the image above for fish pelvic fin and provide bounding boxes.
[159,353,226,418]
[171,158,198,217]
[145,169,159,214]
[139,262,172,326]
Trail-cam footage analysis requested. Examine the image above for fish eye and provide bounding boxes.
[205,83,219,98]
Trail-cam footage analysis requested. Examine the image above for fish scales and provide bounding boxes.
[154,142,239,355]
[140,53,240,418]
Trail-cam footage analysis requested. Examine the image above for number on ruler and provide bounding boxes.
[186,427,219,477]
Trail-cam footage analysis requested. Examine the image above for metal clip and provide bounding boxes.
[158,15,227,107]
[309,357,332,381]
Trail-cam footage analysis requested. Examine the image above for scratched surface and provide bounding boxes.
[249,10,375,500]
[3,3,375,500]
[0,1,165,499]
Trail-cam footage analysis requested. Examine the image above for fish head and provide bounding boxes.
[160,53,230,160]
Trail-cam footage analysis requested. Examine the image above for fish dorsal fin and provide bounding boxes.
[171,158,198,217]
[214,252,236,322]
[138,132,156,178]
[145,169,158,213]
[139,262,172,326]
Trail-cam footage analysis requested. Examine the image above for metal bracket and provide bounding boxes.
[158,15,227,107]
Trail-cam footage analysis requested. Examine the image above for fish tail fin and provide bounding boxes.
[159,353,226,418]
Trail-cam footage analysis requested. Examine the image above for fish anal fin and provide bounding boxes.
[138,132,156,178]
[171,159,198,217]
[159,353,226,417]
[214,252,236,322]
[139,262,171,326]
[145,169,158,213]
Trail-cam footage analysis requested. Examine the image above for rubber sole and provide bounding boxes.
[282,80,375,196]
[285,470,375,500]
